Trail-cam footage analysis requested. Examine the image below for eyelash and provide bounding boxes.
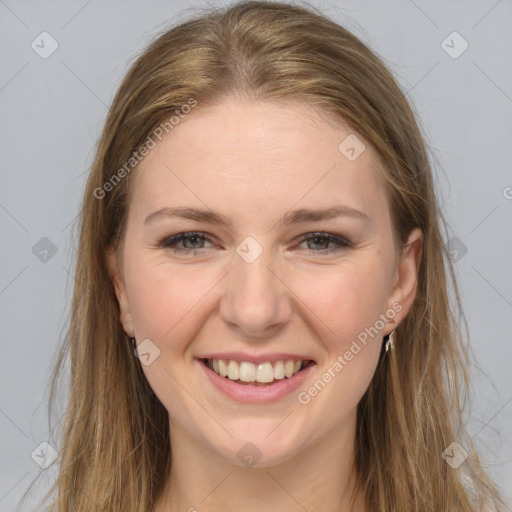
[158,231,352,255]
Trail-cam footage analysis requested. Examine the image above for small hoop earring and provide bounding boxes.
[125,326,136,350]
[385,330,395,353]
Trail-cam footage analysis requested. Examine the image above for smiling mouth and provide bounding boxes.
[201,358,315,386]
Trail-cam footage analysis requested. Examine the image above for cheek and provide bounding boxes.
[295,259,392,343]
[122,250,206,343]
[292,258,391,393]
[292,267,387,421]
[122,254,215,415]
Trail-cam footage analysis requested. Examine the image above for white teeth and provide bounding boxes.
[274,360,285,380]
[227,360,239,380]
[239,361,256,382]
[218,359,228,377]
[256,362,274,383]
[207,358,308,383]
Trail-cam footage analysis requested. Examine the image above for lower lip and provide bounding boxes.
[197,359,315,404]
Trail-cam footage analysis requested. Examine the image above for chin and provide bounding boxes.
[206,422,306,469]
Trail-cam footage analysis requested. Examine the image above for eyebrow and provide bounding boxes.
[144,205,370,227]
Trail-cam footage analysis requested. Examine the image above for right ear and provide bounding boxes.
[106,247,134,336]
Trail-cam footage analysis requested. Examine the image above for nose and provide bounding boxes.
[219,249,292,339]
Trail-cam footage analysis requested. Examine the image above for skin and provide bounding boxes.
[107,96,422,512]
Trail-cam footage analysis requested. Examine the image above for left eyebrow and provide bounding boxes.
[143,205,370,228]
[280,206,370,225]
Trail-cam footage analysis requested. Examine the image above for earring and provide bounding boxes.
[124,326,136,350]
[385,330,395,353]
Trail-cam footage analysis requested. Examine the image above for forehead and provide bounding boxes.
[131,98,388,225]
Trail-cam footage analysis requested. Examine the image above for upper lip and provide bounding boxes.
[197,352,315,365]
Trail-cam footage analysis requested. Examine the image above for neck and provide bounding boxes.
[154,414,366,512]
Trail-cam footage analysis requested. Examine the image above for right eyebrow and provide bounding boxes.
[144,207,233,228]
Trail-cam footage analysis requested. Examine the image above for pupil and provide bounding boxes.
[309,236,328,250]
[184,235,203,249]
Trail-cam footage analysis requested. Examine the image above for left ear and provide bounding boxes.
[385,227,423,334]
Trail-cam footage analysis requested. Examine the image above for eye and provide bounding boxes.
[297,232,352,253]
[158,231,214,253]
[158,231,352,256]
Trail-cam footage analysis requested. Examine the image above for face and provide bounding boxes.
[108,97,422,468]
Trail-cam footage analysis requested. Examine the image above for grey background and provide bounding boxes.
[0,0,511,509]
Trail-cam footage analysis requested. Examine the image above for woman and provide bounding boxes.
[23,1,507,511]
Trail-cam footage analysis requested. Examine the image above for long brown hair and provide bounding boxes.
[19,1,506,510]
